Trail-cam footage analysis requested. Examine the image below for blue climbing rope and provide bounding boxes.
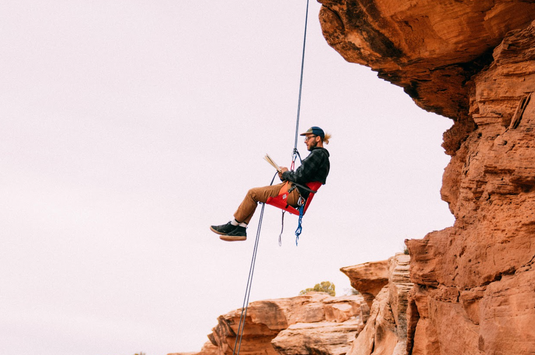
[295,205,305,245]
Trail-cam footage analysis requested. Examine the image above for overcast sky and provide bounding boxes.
[0,1,454,354]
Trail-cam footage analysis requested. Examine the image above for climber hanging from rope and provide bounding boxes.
[210,126,331,242]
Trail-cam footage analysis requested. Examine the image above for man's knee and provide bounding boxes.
[247,186,264,202]
[247,186,274,204]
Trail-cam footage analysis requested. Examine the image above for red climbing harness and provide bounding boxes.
[266,181,322,215]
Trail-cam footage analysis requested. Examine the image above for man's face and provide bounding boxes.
[304,134,318,151]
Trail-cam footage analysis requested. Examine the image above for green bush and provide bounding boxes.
[299,281,335,296]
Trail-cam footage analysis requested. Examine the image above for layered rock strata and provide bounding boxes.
[318,1,535,354]
[170,254,411,355]
[345,254,412,355]
[318,0,535,154]
[340,260,389,308]
[406,22,535,355]
[172,292,367,355]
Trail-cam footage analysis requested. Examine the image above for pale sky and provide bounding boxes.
[0,1,454,354]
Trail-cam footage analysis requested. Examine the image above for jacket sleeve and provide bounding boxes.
[282,150,324,184]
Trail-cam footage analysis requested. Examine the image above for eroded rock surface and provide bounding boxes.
[317,1,535,354]
[346,254,412,355]
[405,22,535,355]
[170,255,411,355]
[318,0,535,154]
[340,260,389,308]
[172,292,367,355]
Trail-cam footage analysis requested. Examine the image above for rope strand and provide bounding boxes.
[232,2,310,353]
[293,0,310,161]
[232,202,266,355]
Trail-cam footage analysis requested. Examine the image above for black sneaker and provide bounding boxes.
[210,222,237,235]
[220,226,247,242]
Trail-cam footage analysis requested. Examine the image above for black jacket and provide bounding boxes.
[282,147,330,197]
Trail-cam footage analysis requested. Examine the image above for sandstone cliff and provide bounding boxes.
[169,292,365,355]
[170,254,410,355]
[318,0,535,155]
[318,1,535,354]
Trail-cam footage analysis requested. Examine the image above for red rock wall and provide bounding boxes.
[318,1,535,354]
[171,293,368,355]
[406,23,535,355]
[170,255,410,355]
[319,0,535,154]
[345,254,412,355]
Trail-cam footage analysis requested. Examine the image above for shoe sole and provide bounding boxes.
[210,226,231,235]
[219,235,247,242]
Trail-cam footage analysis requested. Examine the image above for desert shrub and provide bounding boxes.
[299,281,335,296]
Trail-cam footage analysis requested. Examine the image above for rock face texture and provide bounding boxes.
[222,293,367,355]
[340,260,389,308]
[170,255,410,355]
[318,1,535,354]
[318,0,535,154]
[406,24,535,355]
[345,254,412,355]
[171,292,368,355]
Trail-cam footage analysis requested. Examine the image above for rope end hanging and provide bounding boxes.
[278,211,286,246]
[294,205,305,246]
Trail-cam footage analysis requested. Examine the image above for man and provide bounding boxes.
[210,126,331,242]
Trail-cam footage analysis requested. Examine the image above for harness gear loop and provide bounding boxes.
[295,204,305,245]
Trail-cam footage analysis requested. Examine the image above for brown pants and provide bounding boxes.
[234,182,300,224]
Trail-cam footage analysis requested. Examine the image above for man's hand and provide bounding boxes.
[278,167,289,180]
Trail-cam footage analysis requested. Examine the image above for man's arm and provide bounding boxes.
[278,167,289,181]
[280,150,325,183]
